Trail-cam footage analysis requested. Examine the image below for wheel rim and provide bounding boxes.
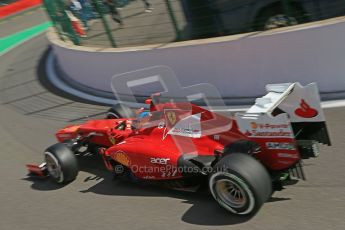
[209,172,256,215]
[264,14,298,30]
[215,179,247,208]
[45,152,63,182]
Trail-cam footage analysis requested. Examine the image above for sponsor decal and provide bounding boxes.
[112,151,130,167]
[161,171,174,178]
[161,168,178,178]
[169,127,201,136]
[166,111,177,125]
[236,114,294,138]
[266,142,296,150]
[65,126,79,132]
[166,113,202,138]
[294,99,318,118]
[150,158,170,165]
[277,160,292,165]
[57,133,72,139]
[142,175,156,179]
[251,122,289,130]
[90,132,104,137]
[244,129,292,138]
[277,153,299,159]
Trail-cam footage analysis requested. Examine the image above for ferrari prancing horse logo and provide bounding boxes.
[166,111,177,125]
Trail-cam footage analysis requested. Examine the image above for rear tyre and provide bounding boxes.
[209,153,272,215]
[106,103,135,119]
[44,143,78,184]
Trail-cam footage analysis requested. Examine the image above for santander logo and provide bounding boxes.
[294,99,318,118]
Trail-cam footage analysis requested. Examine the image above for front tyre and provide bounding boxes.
[209,153,272,215]
[106,103,135,119]
[44,143,78,184]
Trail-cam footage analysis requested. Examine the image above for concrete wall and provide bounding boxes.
[50,17,345,99]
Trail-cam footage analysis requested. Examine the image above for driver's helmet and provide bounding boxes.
[138,111,150,119]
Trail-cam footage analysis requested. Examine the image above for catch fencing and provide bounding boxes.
[43,0,345,48]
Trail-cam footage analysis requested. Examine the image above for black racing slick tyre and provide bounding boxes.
[44,143,78,184]
[209,153,272,216]
[106,103,135,119]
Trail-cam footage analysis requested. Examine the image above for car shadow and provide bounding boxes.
[22,177,67,191]
[24,154,290,226]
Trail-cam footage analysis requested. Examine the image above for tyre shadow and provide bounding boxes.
[22,177,67,191]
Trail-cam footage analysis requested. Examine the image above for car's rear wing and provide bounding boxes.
[236,83,331,145]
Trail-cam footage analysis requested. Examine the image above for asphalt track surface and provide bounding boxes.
[0,6,47,38]
[1,13,345,230]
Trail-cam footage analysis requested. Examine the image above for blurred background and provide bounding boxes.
[0,0,18,6]
[40,0,345,48]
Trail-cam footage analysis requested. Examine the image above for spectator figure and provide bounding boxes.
[116,1,153,13]
[68,0,82,14]
[67,0,89,30]
[105,0,124,27]
[77,0,90,30]
[66,2,87,37]
[142,0,153,13]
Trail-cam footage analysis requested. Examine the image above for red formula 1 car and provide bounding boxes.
[27,82,330,216]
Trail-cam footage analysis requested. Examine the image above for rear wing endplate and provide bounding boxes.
[236,83,331,145]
